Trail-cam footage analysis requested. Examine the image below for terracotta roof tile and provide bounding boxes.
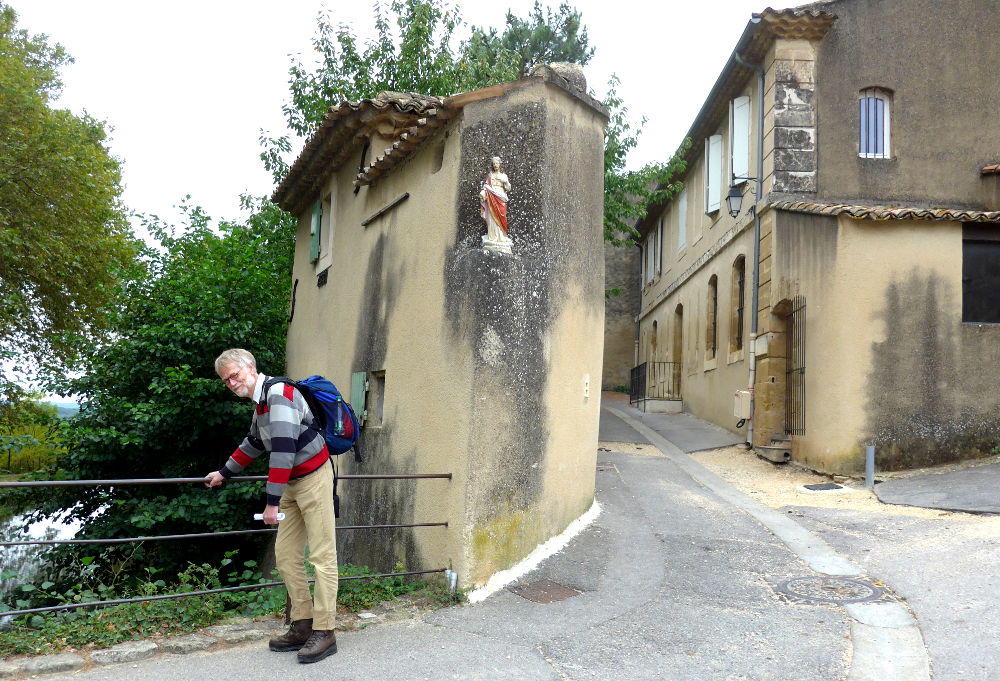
[271,92,453,214]
[772,200,1000,222]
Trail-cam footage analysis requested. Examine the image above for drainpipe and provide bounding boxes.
[733,39,764,448]
[634,243,644,367]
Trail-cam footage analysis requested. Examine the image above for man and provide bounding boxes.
[205,348,339,664]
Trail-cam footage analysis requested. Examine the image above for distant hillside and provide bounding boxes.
[50,403,80,419]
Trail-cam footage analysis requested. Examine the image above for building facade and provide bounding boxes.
[272,66,608,586]
[635,0,1000,474]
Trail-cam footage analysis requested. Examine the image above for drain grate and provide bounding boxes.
[509,579,581,604]
[596,462,618,473]
[803,482,843,491]
[773,576,884,605]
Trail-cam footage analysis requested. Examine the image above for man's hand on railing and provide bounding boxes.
[204,471,225,488]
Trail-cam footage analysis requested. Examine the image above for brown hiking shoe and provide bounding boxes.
[268,618,313,651]
[297,629,337,663]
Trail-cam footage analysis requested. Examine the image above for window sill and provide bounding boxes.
[727,348,745,364]
[703,356,718,372]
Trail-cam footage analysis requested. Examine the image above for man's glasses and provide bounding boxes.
[222,367,244,384]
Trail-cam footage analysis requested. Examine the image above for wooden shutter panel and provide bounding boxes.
[706,134,722,212]
[731,96,750,182]
[350,371,368,425]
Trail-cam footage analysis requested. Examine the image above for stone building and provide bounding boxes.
[271,65,608,586]
[634,0,1000,474]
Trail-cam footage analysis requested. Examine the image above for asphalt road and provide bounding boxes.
[788,504,1000,681]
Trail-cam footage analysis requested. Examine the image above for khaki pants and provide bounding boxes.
[276,460,338,630]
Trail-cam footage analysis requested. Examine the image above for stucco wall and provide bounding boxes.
[774,211,1000,473]
[812,0,1000,208]
[285,77,605,587]
[285,123,466,578]
[445,80,605,585]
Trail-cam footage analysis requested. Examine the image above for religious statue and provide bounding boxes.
[480,156,513,254]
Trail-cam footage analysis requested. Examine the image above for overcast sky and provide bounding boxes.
[12,0,760,230]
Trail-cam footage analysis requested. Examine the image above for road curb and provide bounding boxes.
[606,406,931,681]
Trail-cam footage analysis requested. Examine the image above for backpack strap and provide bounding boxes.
[263,376,325,432]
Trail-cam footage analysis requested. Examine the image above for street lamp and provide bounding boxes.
[726,177,759,218]
[726,186,745,218]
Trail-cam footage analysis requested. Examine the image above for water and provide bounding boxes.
[0,511,82,625]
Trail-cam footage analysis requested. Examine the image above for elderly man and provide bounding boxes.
[205,348,339,664]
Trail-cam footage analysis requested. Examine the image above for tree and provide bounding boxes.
[466,1,594,79]
[265,0,683,247]
[28,198,297,587]
[602,76,689,247]
[0,5,136,384]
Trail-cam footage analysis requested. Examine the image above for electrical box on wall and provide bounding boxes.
[734,390,752,419]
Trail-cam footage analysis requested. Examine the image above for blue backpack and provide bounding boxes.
[264,375,363,463]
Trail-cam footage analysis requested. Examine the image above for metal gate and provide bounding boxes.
[784,296,806,435]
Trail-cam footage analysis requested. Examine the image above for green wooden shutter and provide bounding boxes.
[309,201,322,263]
[350,371,368,425]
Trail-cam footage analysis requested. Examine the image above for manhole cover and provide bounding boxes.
[775,576,883,604]
[508,579,581,604]
[803,483,843,491]
[596,462,618,472]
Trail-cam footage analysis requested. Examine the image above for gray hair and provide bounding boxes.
[214,348,256,374]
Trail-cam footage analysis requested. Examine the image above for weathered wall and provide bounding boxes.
[285,123,466,578]
[603,241,639,390]
[285,76,605,587]
[773,212,1000,473]
[445,79,605,585]
[812,0,1000,208]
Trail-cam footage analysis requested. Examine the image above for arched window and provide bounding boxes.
[706,275,718,360]
[730,256,746,352]
[859,87,892,159]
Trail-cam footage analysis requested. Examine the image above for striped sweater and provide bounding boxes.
[220,376,328,505]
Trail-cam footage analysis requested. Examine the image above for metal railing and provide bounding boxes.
[630,361,681,404]
[0,472,452,619]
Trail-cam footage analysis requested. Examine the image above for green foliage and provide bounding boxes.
[263,0,586,183]
[0,4,137,374]
[25,196,296,588]
[337,562,423,612]
[602,75,690,247]
[0,422,61,474]
[0,559,245,656]
[0,559,455,657]
[267,0,680,250]
[466,1,593,78]
[0,395,62,474]
[283,0,474,136]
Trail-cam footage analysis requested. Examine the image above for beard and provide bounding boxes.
[230,379,253,399]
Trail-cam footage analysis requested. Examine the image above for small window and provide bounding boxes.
[656,216,664,274]
[368,370,386,427]
[309,201,322,263]
[706,275,718,360]
[859,88,892,159]
[644,230,657,284]
[730,96,751,183]
[705,134,722,212]
[677,189,688,251]
[963,225,1000,323]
